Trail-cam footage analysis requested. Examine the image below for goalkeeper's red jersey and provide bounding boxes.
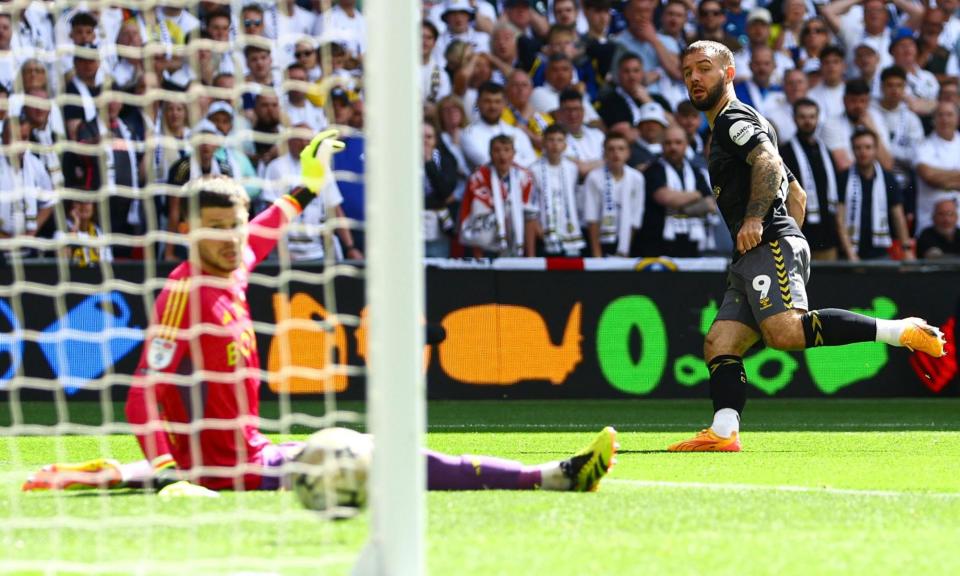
[126,197,302,490]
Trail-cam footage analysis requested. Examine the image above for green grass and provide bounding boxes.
[2,399,960,575]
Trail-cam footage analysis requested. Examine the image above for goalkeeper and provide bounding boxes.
[23,131,615,494]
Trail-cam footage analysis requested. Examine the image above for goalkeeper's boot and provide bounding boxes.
[21,458,123,491]
[900,318,947,358]
[667,429,741,452]
[560,426,618,492]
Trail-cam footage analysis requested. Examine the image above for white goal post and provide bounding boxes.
[362,0,425,575]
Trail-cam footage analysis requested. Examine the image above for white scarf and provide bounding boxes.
[844,161,891,249]
[789,136,837,225]
[0,154,40,235]
[745,81,767,112]
[660,157,708,249]
[490,166,525,256]
[71,77,97,123]
[615,86,642,125]
[32,127,63,188]
[601,168,639,257]
[535,158,584,256]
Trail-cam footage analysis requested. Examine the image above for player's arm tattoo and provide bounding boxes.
[744,141,781,219]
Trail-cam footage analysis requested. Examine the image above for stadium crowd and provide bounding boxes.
[2,0,960,264]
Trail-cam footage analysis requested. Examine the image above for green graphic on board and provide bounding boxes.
[596,296,668,394]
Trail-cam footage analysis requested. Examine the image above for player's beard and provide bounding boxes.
[690,79,725,112]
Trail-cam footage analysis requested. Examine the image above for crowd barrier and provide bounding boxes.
[0,258,957,401]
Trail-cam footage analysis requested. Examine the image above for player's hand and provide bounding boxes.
[736,217,763,254]
[300,129,346,193]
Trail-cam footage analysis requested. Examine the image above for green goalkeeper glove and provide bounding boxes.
[293,129,346,207]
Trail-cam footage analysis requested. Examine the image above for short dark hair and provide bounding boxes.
[547,53,573,67]
[489,133,515,152]
[558,88,583,104]
[682,40,735,70]
[792,97,819,116]
[193,176,251,212]
[676,100,699,117]
[617,52,643,69]
[604,132,629,148]
[582,0,612,10]
[70,11,98,29]
[205,8,231,26]
[544,124,567,138]
[880,65,907,84]
[478,81,505,97]
[844,78,871,97]
[547,24,577,42]
[422,19,439,41]
[850,126,878,146]
[819,45,846,62]
[241,3,264,16]
[243,44,271,59]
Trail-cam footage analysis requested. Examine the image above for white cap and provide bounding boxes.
[637,102,669,127]
[206,100,234,119]
[747,8,772,24]
[442,0,475,19]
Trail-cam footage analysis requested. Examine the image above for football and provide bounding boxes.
[290,427,373,516]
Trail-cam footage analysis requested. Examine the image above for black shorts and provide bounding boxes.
[715,236,811,331]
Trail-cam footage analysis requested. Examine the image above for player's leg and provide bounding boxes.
[425,427,618,492]
[754,237,945,356]
[21,456,170,491]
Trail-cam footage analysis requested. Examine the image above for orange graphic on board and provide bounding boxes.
[354,306,433,370]
[267,293,348,393]
[438,303,582,385]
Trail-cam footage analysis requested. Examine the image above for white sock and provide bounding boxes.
[711,408,740,438]
[537,462,569,491]
[875,319,906,346]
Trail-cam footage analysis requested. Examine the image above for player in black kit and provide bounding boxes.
[667,41,946,452]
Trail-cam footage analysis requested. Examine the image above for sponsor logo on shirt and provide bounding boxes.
[729,120,755,146]
[147,338,176,370]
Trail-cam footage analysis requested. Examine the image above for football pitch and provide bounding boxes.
[2,398,959,575]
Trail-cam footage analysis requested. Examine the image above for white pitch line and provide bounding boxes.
[606,479,960,499]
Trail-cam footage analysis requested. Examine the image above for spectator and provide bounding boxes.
[57,10,97,80]
[772,0,808,57]
[851,40,883,101]
[164,120,233,261]
[653,0,692,109]
[794,16,832,74]
[151,100,191,186]
[269,0,318,66]
[889,28,940,117]
[914,102,960,237]
[108,17,145,91]
[502,69,552,152]
[63,41,102,141]
[435,0,490,62]
[821,0,912,70]
[206,101,260,205]
[780,98,847,261]
[765,68,813,144]
[550,0,586,35]
[423,121,458,258]
[313,0,366,61]
[808,45,848,122]
[581,0,617,83]
[529,124,585,256]
[423,20,453,106]
[294,40,322,83]
[262,123,362,261]
[917,197,960,258]
[459,134,537,258]
[687,0,741,54]
[487,22,526,84]
[613,0,682,89]
[197,9,236,81]
[596,52,671,143]
[732,8,795,84]
[837,128,913,261]
[155,3,201,38]
[436,94,472,202]
[55,199,113,267]
[637,124,716,258]
[242,44,282,113]
[241,4,268,39]
[502,0,550,47]
[554,89,604,181]
[630,102,669,171]
[0,116,55,253]
[674,100,708,170]
[461,81,537,170]
[583,133,645,257]
[529,24,598,101]
[722,0,748,42]
[917,7,960,83]
[734,45,784,113]
[453,50,495,114]
[283,63,328,132]
[873,66,925,193]
[530,54,599,124]
[250,90,283,175]
[821,78,894,172]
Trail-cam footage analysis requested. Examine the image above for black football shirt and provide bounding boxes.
[708,99,803,254]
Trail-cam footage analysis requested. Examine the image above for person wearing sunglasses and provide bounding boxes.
[687,0,741,54]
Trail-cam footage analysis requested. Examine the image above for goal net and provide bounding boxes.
[0,0,423,574]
